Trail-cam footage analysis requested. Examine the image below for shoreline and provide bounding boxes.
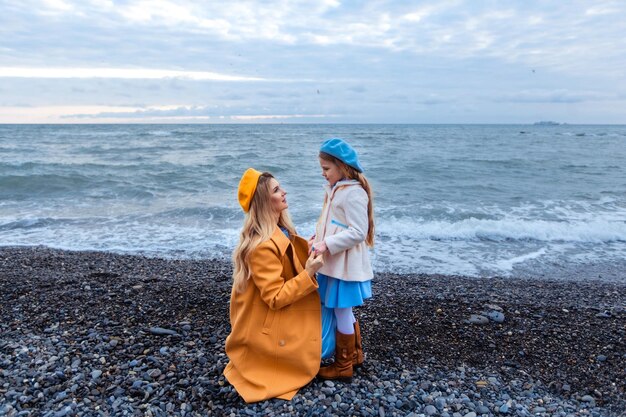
[3,244,626,285]
[1,246,624,416]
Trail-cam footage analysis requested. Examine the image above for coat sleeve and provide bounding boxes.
[249,242,319,310]
[325,188,369,255]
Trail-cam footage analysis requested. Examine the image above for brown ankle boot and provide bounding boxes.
[317,331,355,382]
[353,321,364,368]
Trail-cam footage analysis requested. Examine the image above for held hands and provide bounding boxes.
[311,240,328,256]
[305,251,325,277]
[308,234,329,256]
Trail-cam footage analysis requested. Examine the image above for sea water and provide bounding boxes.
[1,124,625,280]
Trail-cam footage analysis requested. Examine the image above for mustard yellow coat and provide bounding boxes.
[224,227,322,403]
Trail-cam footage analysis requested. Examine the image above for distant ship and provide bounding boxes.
[534,121,561,126]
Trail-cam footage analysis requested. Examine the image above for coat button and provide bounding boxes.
[279,339,285,346]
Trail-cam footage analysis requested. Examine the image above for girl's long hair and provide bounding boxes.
[232,172,296,293]
[319,152,375,247]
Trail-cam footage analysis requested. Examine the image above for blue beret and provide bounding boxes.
[320,138,364,173]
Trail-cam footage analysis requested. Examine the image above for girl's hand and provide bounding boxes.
[305,252,325,276]
[312,240,328,255]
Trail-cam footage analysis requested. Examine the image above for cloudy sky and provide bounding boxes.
[1,0,625,123]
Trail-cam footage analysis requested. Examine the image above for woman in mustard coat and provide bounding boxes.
[224,168,325,403]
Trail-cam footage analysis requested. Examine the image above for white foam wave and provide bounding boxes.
[377,216,626,243]
[494,247,548,271]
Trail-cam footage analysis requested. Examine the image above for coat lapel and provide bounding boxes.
[270,226,304,274]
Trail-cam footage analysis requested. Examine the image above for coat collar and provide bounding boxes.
[324,179,360,198]
[269,225,291,257]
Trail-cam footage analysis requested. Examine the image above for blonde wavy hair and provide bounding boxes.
[232,172,296,293]
[319,152,375,247]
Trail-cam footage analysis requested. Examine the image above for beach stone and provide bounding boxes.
[467,315,489,325]
[596,355,607,362]
[425,405,437,415]
[435,398,447,410]
[581,395,595,402]
[149,327,180,337]
[499,403,510,413]
[91,370,102,381]
[475,405,490,414]
[0,405,15,416]
[55,406,72,417]
[486,311,505,323]
[147,369,161,379]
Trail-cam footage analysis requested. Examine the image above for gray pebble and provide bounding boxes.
[435,398,447,410]
[467,315,489,325]
[486,311,505,323]
[425,405,438,415]
[149,327,180,336]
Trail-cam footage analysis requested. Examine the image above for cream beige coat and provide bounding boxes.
[315,179,374,282]
[224,227,321,403]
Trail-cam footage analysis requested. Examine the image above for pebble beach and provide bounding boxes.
[1,247,624,417]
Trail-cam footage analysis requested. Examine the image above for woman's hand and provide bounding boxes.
[311,240,328,256]
[307,235,316,254]
[305,252,325,277]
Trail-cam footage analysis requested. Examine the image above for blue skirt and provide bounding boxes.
[317,273,372,308]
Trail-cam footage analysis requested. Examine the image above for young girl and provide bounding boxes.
[224,168,325,402]
[311,138,374,382]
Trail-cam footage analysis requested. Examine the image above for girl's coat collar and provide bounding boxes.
[324,179,360,196]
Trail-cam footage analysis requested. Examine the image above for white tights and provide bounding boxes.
[334,307,356,335]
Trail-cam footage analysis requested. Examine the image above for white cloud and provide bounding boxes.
[40,0,73,12]
[0,67,266,81]
[495,89,615,103]
[229,114,332,120]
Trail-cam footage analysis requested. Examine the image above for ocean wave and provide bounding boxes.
[0,217,85,230]
[377,216,626,243]
[0,174,91,197]
[152,206,240,221]
[0,172,162,200]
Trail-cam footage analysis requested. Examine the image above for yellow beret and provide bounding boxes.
[238,168,262,212]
